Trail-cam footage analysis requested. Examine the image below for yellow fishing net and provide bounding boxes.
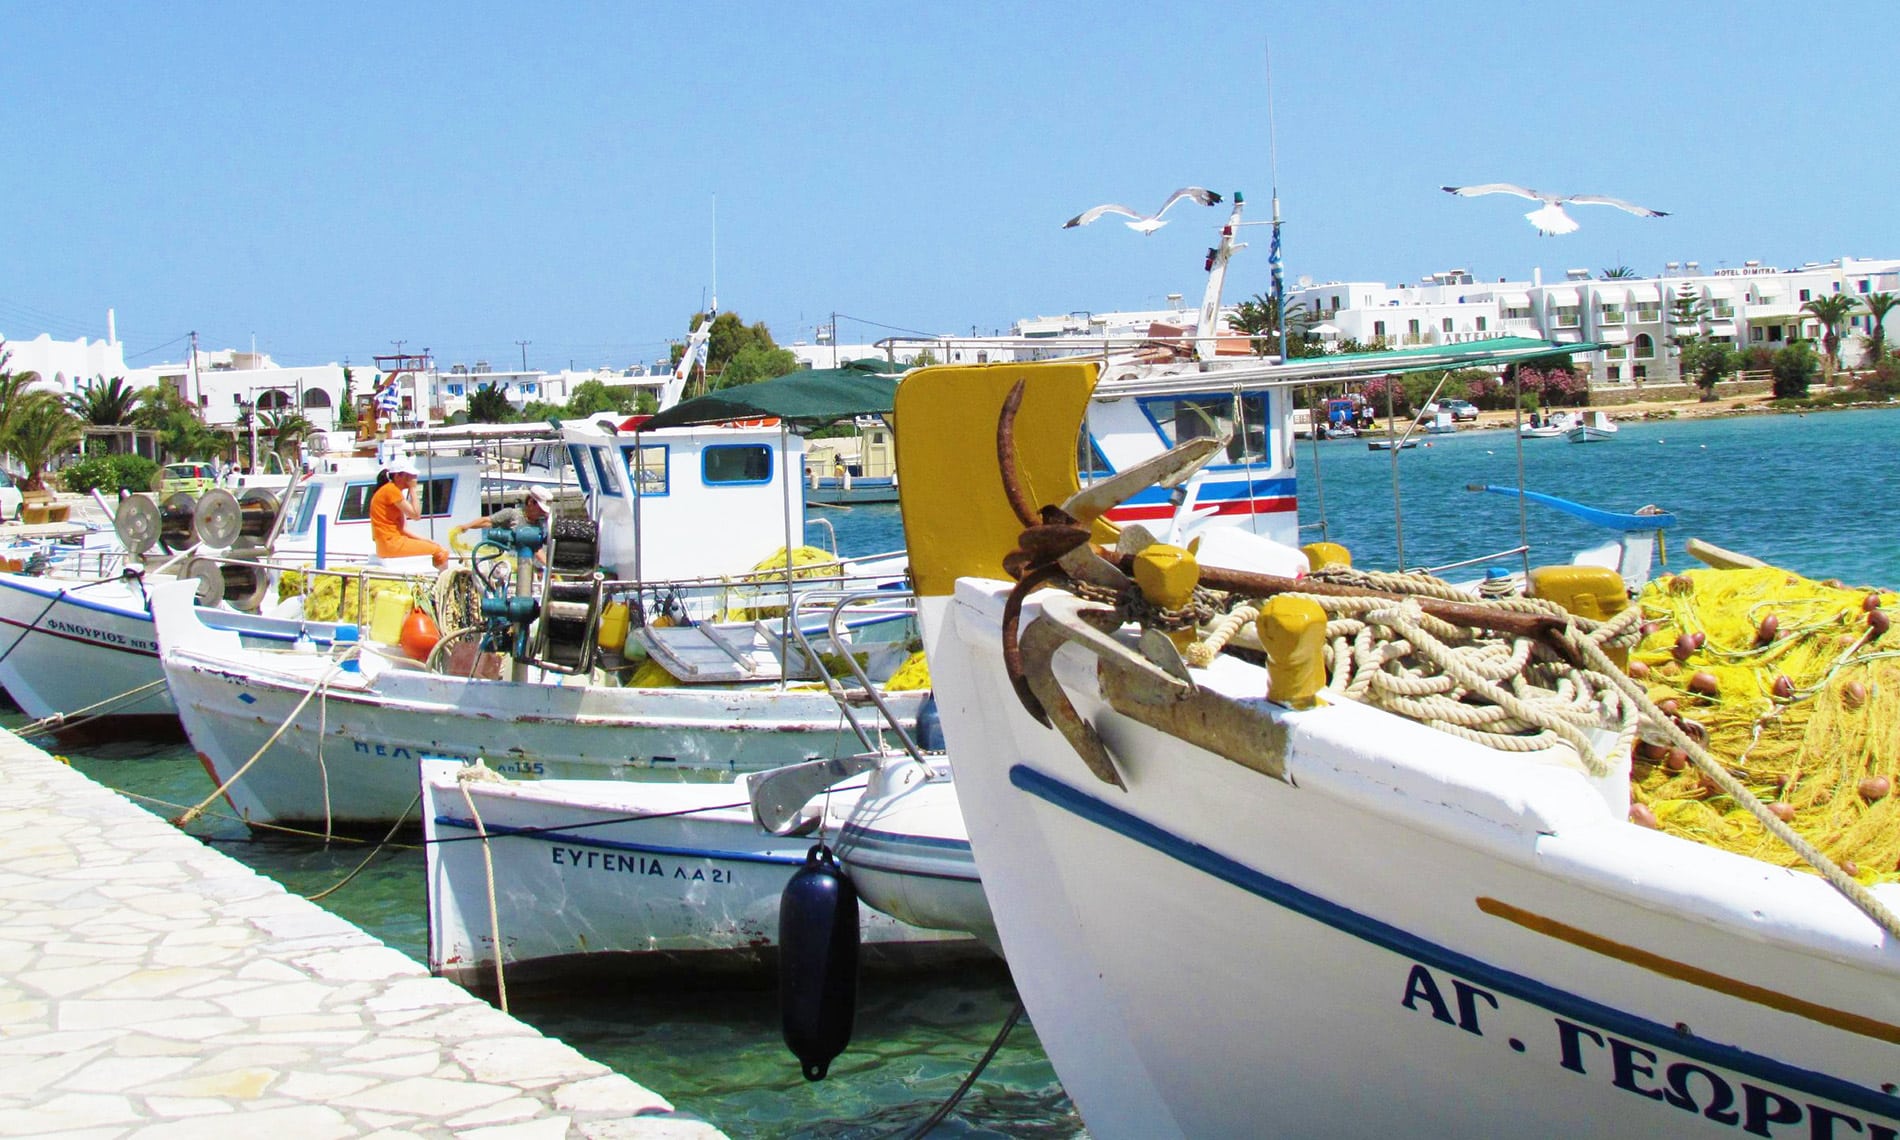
[883,650,932,691]
[1630,566,1900,884]
[718,545,845,622]
[278,569,436,625]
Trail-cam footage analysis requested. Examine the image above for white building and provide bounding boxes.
[1286,257,1900,386]
[124,349,350,432]
[0,330,129,397]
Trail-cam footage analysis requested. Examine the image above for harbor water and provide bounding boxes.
[23,405,1900,1139]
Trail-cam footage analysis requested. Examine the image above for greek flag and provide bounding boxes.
[1268,222,1284,299]
[375,385,400,412]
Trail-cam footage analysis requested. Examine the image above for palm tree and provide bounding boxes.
[0,344,59,454]
[1599,266,1638,280]
[1858,292,1897,364]
[259,410,315,467]
[1801,294,1859,378]
[7,392,83,491]
[67,376,141,425]
[1226,293,1311,356]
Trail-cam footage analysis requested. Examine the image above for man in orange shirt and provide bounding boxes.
[370,457,449,568]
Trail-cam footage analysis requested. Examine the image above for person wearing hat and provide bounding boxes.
[370,457,450,569]
[451,485,554,563]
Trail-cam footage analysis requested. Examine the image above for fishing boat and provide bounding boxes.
[1366,436,1419,451]
[419,756,975,986]
[1568,410,1621,443]
[152,410,930,829]
[1520,409,1579,438]
[890,359,1900,1140]
[0,453,484,737]
[834,746,996,953]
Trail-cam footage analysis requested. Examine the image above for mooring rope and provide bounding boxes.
[175,645,360,827]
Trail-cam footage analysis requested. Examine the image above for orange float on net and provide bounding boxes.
[400,608,442,661]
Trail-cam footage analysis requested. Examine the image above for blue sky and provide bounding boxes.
[3,2,1892,371]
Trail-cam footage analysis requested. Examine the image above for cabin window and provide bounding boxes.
[336,475,455,522]
[1441,318,1454,333]
[282,485,319,535]
[622,443,669,496]
[590,446,623,497]
[1138,393,1270,465]
[1078,432,1113,478]
[564,445,594,494]
[702,444,774,485]
[1475,316,1488,331]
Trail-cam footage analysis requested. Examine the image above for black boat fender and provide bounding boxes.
[779,842,859,1081]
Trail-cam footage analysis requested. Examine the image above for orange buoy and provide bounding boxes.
[400,608,441,661]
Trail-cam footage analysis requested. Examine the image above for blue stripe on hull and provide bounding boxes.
[1008,763,1896,1121]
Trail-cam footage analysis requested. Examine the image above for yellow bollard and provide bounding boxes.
[1527,565,1630,670]
[1257,595,1328,708]
[1132,543,1200,653]
[1302,542,1352,573]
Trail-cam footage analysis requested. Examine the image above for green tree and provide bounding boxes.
[131,383,222,461]
[8,393,83,491]
[716,342,799,389]
[467,383,513,423]
[1801,293,1858,378]
[630,389,657,415]
[1599,266,1638,279]
[0,346,40,451]
[565,379,633,417]
[259,410,314,466]
[1679,338,1736,401]
[1667,289,1709,346]
[1226,293,1313,356]
[1771,340,1819,399]
[68,376,142,427]
[1857,292,1897,364]
[908,348,939,368]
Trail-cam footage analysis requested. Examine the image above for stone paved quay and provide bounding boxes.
[0,728,727,1139]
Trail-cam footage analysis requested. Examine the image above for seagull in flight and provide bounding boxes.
[1063,187,1223,235]
[1441,183,1668,236]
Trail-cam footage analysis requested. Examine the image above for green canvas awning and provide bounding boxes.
[639,359,904,430]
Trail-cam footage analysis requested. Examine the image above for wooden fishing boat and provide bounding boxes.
[889,359,1900,1139]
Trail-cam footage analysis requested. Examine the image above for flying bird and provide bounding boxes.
[1063,187,1223,234]
[1440,184,1668,236]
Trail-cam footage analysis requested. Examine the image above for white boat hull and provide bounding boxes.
[837,753,995,952]
[420,759,971,983]
[153,586,928,828]
[0,572,175,724]
[927,583,1900,1140]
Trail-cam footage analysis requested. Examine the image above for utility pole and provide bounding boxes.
[516,340,531,372]
[188,330,200,407]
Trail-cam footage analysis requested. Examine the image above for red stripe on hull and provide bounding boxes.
[1105,498,1297,523]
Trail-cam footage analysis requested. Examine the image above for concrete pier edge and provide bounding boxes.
[0,727,727,1139]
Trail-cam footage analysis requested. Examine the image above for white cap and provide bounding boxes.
[527,484,553,509]
[384,457,418,477]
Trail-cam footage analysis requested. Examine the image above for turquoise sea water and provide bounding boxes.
[23,405,1900,1139]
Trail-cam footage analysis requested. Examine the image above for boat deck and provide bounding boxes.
[0,726,725,1139]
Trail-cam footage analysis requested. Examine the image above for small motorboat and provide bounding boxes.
[1567,411,1620,443]
[1519,410,1577,438]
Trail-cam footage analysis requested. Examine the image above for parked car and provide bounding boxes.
[1441,399,1480,422]
[162,462,220,496]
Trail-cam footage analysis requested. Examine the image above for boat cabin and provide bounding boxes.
[269,454,487,564]
[560,418,807,582]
